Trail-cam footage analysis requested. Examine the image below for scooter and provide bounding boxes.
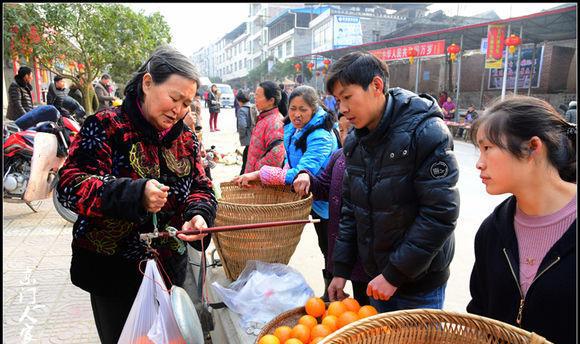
[3,113,80,223]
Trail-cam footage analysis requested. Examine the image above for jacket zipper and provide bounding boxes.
[502,248,561,326]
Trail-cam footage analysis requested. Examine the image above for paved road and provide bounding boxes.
[2,106,508,343]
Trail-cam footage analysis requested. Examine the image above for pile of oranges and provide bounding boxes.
[258,297,378,344]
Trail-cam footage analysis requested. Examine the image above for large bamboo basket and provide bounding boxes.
[214,182,313,281]
[256,308,551,344]
[320,309,551,344]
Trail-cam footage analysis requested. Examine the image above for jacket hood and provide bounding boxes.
[353,87,442,147]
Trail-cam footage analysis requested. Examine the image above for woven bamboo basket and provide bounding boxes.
[214,181,313,281]
[256,308,552,344]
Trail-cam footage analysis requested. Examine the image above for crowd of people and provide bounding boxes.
[5,46,576,344]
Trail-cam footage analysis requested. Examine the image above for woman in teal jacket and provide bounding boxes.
[234,85,339,298]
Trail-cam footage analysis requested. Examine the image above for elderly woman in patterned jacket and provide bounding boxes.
[56,46,217,344]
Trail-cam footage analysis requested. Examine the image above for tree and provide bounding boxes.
[3,3,171,114]
[270,59,298,82]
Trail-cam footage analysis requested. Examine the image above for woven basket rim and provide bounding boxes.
[218,181,312,208]
[255,308,553,344]
[319,308,552,343]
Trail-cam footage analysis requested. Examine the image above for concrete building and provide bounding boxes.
[192,45,213,77]
[309,4,407,55]
[247,3,305,70]
[265,6,329,63]
[192,3,305,87]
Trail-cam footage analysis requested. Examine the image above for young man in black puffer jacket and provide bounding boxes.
[326,51,460,313]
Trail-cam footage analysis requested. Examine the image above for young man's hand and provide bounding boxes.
[328,276,349,301]
[367,274,398,301]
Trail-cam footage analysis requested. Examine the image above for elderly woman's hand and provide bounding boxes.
[178,215,208,242]
[143,179,169,213]
[231,171,260,187]
[293,172,311,197]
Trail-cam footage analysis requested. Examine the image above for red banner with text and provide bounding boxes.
[485,24,506,69]
[369,40,446,61]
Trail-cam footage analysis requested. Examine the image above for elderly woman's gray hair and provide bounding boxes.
[124,45,200,100]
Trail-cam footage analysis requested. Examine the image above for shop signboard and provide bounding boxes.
[333,15,362,49]
[488,45,544,89]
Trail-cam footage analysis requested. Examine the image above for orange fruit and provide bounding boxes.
[358,305,378,319]
[327,301,347,318]
[290,324,310,344]
[274,325,293,343]
[341,298,361,313]
[337,311,359,329]
[311,337,324,343]
[258,334,281,344]
[298,314,318,329]
[135,336,153,344]
[285,339,304,344]
[305,297,325,317]
[321,314,338,332]
[311,324,332,339]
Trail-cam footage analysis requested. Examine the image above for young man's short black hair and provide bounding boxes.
[54,75,64,82]
[325,51,389,95]
[101,73,111,80]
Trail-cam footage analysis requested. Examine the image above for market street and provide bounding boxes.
[2,106,509,343]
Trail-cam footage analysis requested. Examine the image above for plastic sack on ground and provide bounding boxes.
[211,260,314,328]
[118,259,186,344]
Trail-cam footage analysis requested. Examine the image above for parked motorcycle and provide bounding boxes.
[3,113,80,223]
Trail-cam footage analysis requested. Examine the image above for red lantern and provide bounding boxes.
[447,43,461,62]
[307,62,314,72]
[29,26,41,44]
[323,59,331,70]
[407,47,418,64]
[504,34,522,54]
[294,63,301,73]
[78,63,85,72]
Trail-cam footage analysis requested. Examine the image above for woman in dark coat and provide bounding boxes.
[208,84,221,131]
[57,46,217,344]
[467,96,576,344]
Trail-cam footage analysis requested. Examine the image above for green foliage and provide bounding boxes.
[3,3,171,114]
[246,59,269,87]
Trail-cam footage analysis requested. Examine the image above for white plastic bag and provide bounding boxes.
[212,260,314,329]
[118,260,186,344]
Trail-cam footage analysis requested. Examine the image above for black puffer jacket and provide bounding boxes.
[467,196,576,344]
[333,87,460,295]
[7,77,34,120]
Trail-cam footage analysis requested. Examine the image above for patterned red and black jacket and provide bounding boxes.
[57,96,217,297]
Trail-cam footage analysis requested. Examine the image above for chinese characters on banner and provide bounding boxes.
[369,40,446,61]
[485,24,506,69]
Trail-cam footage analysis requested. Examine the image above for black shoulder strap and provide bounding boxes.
[260,138,284,161]
[332,127,342,148]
